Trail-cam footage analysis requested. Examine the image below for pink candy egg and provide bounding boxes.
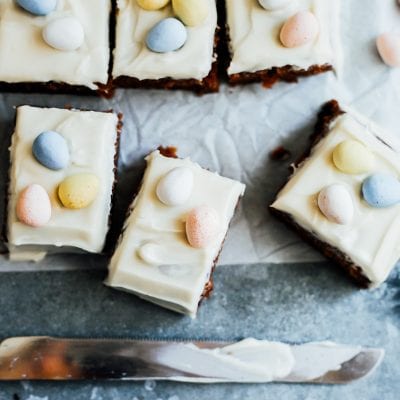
[376,33,400,67]
[185,205,219,249]
[16,184,51,227]
[280,11,319,48]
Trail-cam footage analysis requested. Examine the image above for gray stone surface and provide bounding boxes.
[0,261,398,399]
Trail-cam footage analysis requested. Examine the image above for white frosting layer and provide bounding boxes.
[271,108,400,287]
[155,338,295,382]
[106,151,245,317]
[112,0,217,80]
[226,0,341,75]
[0,0,110,89]
[7,106,119,260]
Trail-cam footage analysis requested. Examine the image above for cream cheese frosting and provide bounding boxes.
[0,0,110,89]
[106,150,245,317]
[225,0,341,75]
[7,106,119,261]
[271,108,400,287]
[112,0,217,80]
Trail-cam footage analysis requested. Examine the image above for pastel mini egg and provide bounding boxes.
[332,140,375,175]
[32,131,69,171]
[137,0,170,10]
[42,16,84,51]
[146,18,187,53]
[362,173,400,208]
[172,0,209,27]
[186,205,219,249]
[258,0,291,11]
[317,184,354,225]
[376,33,400,68]
[16,0,57,16]
[58,174,99,209]
[280,11,319,48]
[156,167,194,206]
[16,184,51,227]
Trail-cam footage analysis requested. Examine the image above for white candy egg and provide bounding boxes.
[156,167,194,206]
[258,0,291,11]
[317,184,354,225]
[43,16,84,51]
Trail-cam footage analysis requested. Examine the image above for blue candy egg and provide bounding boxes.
[16,0,57,16]
[362,173,400,208]
[146,18,187,53]
[32,131,69,170]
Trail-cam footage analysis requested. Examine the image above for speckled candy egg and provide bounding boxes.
[186,205,219,248]
[32,131,69,171]
[16,184,52,227]
[146,18,187,53]
[42,16,84,51]
[362,173,400,208]
[137,0,170,10]
[172,0,209,27]
[376,33,400,68]
[332,140,375,174]
[58,174,99,209]
[156,167,194,206]
[258,0,291,11]
[317,184,354,225]
[16,0,57,16]
[280,11,319,48]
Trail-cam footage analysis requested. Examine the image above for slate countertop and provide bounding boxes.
[0,260,398,400]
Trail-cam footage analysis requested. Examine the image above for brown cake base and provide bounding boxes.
[270,100,372,288]
[0,81,114,98]
[113,61,220,94]
[228,64,333,88]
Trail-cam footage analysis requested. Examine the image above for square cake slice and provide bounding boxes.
[6,106,122,262]
[0,0,112,96]
[106,149,245,317]
[224,0,340,87]
[271,100,400,288]
[112,0,219,93]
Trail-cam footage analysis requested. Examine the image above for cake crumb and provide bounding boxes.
[270,146,291,161]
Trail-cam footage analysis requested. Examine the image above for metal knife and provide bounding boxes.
[0,337,384,383]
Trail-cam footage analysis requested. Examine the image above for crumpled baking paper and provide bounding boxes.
[0,0,399,271]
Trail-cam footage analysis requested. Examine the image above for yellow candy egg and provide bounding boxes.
[58,173,99,209]
[137,0,170,11]
[172,0,209,27]
[332,140,375,174]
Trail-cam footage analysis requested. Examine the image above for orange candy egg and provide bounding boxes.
[16,184,51,227]
[280,11,319,48]
[185,205,219,249]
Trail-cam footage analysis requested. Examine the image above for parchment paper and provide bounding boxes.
[0,0,399,271]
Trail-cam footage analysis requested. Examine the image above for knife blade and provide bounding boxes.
[0,337,384,383]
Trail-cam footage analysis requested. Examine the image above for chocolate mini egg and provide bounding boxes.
[186,205,219,248]
[156,167,194,206]
[362,173,400,208]
[172,0,209,27]
[58,174,99,209]
[16,0,57,16]
[317,184,354,225]
[137,0,170,10]
[42,16,84,51]
[146,18,187,53]
[332,140,375,174]
[376,33,400,68]
[16,184,51,227]
[258,0,291,11]
[280,11,319,48]
[32,131,69,171]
